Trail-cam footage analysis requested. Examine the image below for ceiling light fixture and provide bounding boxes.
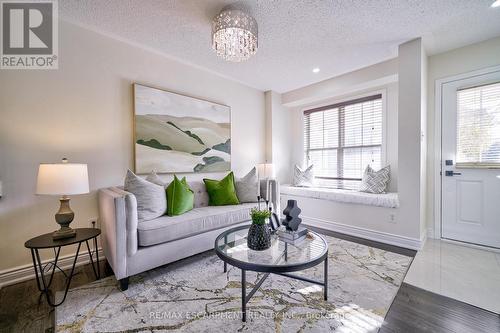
[492,0,500,7]
[312,68,320,73]
[212,9,258,62]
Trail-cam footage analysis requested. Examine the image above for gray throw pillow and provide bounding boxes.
[235,167,258,203]
[292,165,314,187]
[124,170,166,222]
[145,170,167,187]
[359,165,390,194]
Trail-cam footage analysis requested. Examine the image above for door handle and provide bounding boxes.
[445,170,462,176]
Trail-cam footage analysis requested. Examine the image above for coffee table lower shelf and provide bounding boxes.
[227,254,328,322]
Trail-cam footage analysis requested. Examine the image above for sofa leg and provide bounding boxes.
[119,277,129,291]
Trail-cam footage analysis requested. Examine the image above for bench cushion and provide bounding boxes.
[137,203,255,246]
[281,185,399,208]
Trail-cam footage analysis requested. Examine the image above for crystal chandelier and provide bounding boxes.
[212,9,258,62]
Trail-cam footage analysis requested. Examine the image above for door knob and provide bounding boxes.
[445,170,462,176]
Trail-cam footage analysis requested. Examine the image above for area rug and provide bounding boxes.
[56,234,412,332]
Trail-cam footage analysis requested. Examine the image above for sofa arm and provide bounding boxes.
[98,187,138,280]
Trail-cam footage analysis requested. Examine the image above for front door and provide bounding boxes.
[441,69,500,248]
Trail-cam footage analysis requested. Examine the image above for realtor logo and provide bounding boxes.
[1,0,58,69]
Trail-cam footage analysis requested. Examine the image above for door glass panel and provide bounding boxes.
[456,82,500,167]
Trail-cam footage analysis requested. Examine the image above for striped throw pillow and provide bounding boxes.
[292,165,314,187]
[359,165,390,194]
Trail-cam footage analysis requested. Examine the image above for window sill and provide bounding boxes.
[280,185,399,208]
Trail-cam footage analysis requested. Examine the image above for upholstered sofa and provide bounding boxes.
[98,179,279,290]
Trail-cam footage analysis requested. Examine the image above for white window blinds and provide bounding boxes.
[303,95,383,189]
[457,82,500,167]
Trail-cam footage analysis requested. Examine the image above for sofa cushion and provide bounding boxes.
[137,203,255,246]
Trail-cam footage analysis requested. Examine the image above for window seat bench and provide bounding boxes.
[280,185,399,208]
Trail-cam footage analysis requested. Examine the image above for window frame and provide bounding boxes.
[302,90,387,188]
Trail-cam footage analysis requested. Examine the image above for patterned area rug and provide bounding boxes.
[56,234,412,332]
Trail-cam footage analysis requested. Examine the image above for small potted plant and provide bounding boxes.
[247,208,272,250]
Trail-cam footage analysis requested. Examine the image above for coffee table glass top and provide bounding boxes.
[215,224,328,271]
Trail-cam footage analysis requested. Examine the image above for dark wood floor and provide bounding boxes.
[0,261,111,333]
[381,283,500,333]
[1,228,498,333]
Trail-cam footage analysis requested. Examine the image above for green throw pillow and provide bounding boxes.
[166,175,194,216]
[203,172,240,206]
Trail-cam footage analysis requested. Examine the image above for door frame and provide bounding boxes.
[433,64,500,240]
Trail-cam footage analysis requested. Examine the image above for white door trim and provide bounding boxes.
[433,64,500,240]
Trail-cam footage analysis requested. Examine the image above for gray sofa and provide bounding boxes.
[98,179,279,290]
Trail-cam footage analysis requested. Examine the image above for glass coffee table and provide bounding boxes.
[214,224,329,322]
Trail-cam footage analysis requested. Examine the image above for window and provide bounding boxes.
[303,94,383,189]
[457,82,500,167]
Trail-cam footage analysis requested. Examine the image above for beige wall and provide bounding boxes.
[0,20,266,272]
[426,36,500,236]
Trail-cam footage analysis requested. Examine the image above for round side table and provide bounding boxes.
[24,227,101,307]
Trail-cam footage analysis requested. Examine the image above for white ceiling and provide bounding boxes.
[60,0,500,93]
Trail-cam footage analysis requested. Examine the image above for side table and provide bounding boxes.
[24,227,101,307]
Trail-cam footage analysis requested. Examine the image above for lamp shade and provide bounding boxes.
[257,163,275,179]
[36,163,89,195]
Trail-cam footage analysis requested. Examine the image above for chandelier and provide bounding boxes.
[212,9,258,62]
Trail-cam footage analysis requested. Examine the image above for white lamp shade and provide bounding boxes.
[36,163,89,195]
[257,163,275,179]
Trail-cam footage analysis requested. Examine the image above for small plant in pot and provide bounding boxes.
[247,208,272,251]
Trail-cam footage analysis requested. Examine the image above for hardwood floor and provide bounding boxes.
[1,229,498,333]
[381,283,500,333]
[0,261,111,333]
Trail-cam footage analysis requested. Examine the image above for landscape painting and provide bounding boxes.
[134,84,231,174]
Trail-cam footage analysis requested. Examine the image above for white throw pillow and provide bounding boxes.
[292,165,314,187]
[359,165,390,194]
[124,170,166,222]
[235,167,259,203]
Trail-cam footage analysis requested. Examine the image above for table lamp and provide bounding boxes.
[257,163,275,201]
[36,158,89,240]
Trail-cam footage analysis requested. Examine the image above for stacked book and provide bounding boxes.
[277,226,308,245]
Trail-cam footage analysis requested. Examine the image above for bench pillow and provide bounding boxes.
[359,165,390,194]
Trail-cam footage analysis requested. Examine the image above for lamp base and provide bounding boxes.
[52,227,76,240]
[53,196,77,240]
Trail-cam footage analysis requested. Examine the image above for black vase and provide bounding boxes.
[247,223,271,251]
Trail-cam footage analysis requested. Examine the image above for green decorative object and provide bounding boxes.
[203,172,240,206]
[166,175,194,216]
[247,208,272,250]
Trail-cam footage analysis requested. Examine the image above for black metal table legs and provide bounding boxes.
[238,251,329,322]
[30,236,100,307]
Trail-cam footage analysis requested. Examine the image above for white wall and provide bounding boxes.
[277,58,431,247]
[264,91,293,183]
[285,60,399,192]
[426,36,500,236]
[0,20,266,272]
[397,38,427,241]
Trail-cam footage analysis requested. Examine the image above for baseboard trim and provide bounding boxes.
[0,248,104,289]
[302,216,425,250]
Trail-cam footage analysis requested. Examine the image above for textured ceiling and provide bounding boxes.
[60,0,500,93]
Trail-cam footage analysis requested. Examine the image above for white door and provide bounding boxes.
[441,69,500,248]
